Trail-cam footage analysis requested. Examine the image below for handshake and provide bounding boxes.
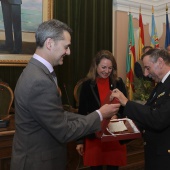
[99,89,128,119]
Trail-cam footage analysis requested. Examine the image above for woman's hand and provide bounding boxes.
[76,144,84,156]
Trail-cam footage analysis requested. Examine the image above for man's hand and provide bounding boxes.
[99,103,120,119]
[110,88,128,106]
[111,114,118,120]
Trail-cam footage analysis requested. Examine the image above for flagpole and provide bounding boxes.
[139,5,141,14]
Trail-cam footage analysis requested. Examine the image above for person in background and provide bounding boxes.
[76,50,127,170]
[166,44,170,54]
[10,19,120,170]
[0,0,22,54]
[111,48,170,170]
[134,46,153,80]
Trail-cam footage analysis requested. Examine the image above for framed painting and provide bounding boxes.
[0,0,53,67]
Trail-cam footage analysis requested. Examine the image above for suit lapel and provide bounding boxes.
[89,79,113,107]
[30,58,61,96]
[90,82,101,107]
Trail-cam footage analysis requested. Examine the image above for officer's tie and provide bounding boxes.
[146,82,163,104]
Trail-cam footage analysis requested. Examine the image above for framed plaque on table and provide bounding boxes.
[95,91,141,141]
[101,118,141,142]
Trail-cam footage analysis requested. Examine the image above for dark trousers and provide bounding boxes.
[1,0,22,52]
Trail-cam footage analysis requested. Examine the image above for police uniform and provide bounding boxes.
[123,74,170,170]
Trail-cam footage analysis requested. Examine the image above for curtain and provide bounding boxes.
[53,0,112,107]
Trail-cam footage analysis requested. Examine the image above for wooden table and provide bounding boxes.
[0,113,145,170]
[0,114,15,170]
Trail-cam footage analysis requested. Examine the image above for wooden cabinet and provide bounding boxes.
[0,114,144,170]
[0,115,15,170]
[120,139,144,170]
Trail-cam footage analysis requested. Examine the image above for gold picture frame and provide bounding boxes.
[0,0,53,67]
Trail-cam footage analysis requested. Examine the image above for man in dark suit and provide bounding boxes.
[10,19,120,170]
[111,48,170,170]
[0,0,22,54]
[134,46,153,80]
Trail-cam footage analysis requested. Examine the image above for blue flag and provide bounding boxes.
[150,7,159,48]
[165,10,170,48]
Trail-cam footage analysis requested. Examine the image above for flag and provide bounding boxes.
[165,4,170,48]
[126,12,136,100]
[150,6,159,48]
[138,6,145,60]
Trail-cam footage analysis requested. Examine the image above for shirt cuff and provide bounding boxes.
[96,110,103,121]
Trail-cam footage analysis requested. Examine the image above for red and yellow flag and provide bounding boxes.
[138,6,144,60]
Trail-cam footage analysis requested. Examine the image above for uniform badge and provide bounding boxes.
[157,92,165,98]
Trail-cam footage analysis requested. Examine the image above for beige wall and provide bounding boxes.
[114,10,166,82]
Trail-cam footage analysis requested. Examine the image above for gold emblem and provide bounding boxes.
[157,92,165,98]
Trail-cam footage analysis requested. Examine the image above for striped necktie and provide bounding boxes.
[51,71,62,96]
[51,71,58,87]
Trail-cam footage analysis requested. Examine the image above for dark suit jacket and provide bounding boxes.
[10,58,101,170]
[77,77,127,142]
[124,75,170,170]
